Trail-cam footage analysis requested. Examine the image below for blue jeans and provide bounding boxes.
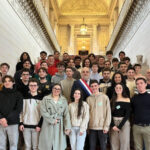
[69,126,86,150]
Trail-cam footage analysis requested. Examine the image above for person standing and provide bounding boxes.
[69,89,89,150]
[19,78,43,150]
[0,75,23,150]
[71,67,92,101]
[61,67,75,103]
[132,77,150,150]
[87,80,111,150]
[38,84,71,150]
[110,83,130,150]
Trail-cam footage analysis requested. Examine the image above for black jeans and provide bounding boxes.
[89,129,107,150]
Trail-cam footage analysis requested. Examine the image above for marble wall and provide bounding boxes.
[0,0,54,75]
[109,0,150,68]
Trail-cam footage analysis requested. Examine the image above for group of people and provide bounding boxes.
[0,50,150,150]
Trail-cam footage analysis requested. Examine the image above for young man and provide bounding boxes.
[104,60,111,69]
[37,67,52,96]
[54,51,60,66]
[99,68,112,94]
[63,52,70,67]
[35,51,47,73]
[20,78,43,150]
[34,61,51,82]
[98,56,105,73]
[0,75,23,150]
[51,62,66,84]
[16,68,30,97]
[106,50,113,62]
[100,60,114,79]
[119,51,126,62]
[132,77,150,150]
[47,55,58,76]
[90,62,103,83]
[67,58,81,80]
[124,57,132,69]
[0,63,10,77]
[119,62,128,78]
[87,80,111,150]
[14,59,34,84]
[111,58,119,72]
[126,67,136,98]
[134,64,142,79]
[60,67,75,103]
[74,56,82,70]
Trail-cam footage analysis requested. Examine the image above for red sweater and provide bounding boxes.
[48,65,58,76]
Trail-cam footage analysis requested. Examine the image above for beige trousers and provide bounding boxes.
[110,117,130,150]
[133,124,150,150]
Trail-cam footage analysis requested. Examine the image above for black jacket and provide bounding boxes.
[16,81,29,98]
[0,87,23,125]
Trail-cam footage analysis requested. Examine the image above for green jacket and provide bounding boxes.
[38,94,71,150]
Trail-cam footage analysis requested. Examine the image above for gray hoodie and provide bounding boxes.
[51,73,66,84]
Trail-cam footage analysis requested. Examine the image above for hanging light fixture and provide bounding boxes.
[80,18,87,35]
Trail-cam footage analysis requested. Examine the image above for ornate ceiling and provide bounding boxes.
[56,0,113,16]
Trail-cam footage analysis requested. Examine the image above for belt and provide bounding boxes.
[135,123,150,127]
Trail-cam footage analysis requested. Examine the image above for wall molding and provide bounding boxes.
[107,0,150,55]
[7,0,60,53]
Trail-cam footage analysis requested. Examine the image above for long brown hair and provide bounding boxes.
[111,83,128,111]
[73,89,83,118]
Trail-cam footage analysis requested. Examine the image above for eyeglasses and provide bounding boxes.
[53,88,61,91]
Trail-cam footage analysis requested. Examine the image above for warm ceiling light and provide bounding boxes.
[82,46,86,49]
[80,18,87,35]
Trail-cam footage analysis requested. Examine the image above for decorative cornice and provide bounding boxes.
[107,0,133,51]
[107,0,150,54]
[7,0,60,52]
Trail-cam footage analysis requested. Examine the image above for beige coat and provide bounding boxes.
[38,95,71,150]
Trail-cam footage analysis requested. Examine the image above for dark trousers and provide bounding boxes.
[89,129,107,150]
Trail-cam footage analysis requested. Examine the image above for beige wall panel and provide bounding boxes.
[98,26,109,55]
[0,1,53,75]
[58,25,70,54]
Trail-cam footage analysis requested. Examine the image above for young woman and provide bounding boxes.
[38,84,71,150]
[16,52,34,71]
[106,72,130,100]
[69,89,89,150]
[110,83,130,150]
[82,58,92,69]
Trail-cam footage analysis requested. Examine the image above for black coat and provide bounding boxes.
[0,88,23,125]
[71,79,92,101]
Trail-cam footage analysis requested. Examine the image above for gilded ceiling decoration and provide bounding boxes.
[57,0,112,16]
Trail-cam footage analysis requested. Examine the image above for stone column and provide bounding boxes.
[92,24,98,54]
[68,24,75,55]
